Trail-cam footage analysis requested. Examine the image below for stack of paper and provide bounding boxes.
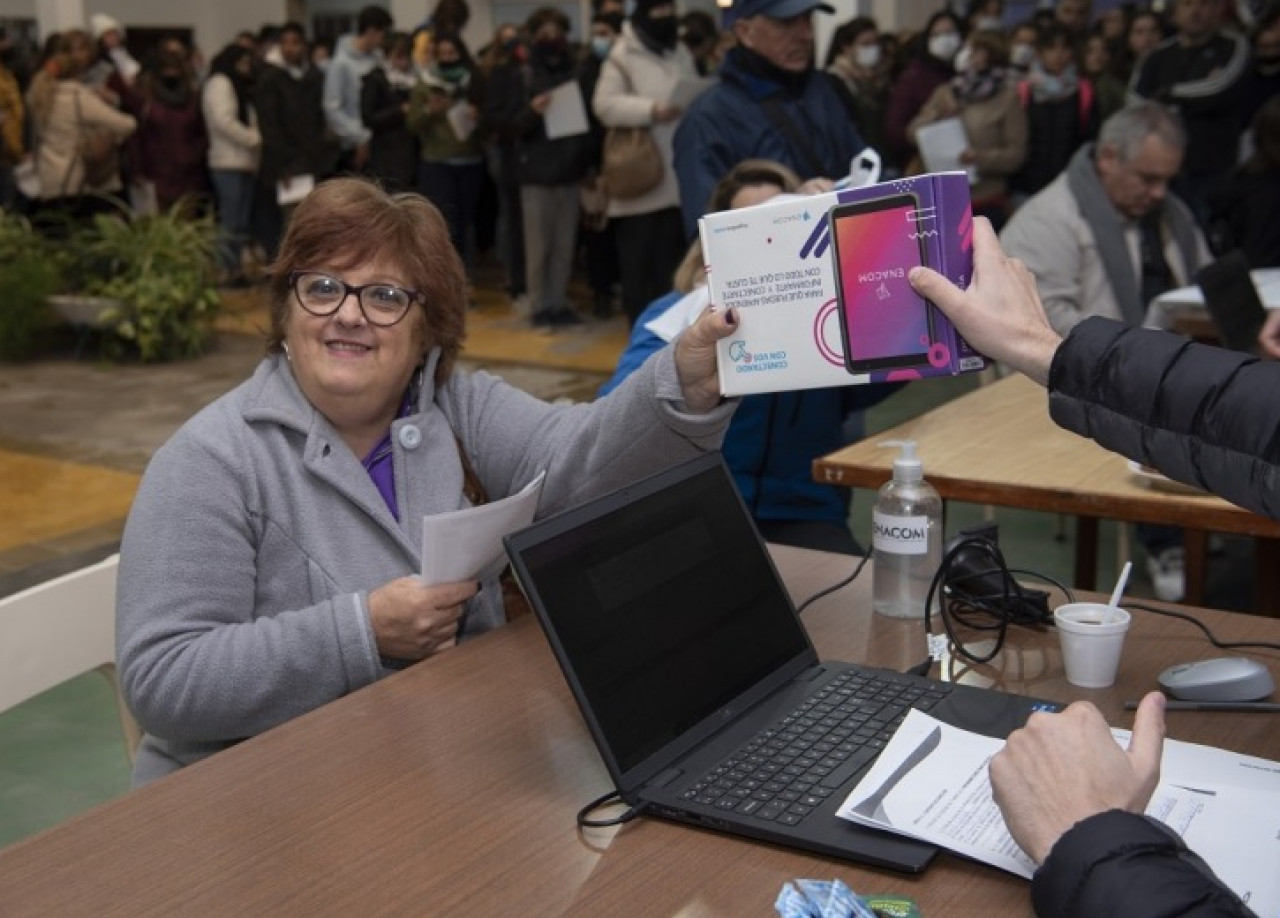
[837,709,1280,914]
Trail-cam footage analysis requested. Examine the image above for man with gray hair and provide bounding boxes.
[1000,101,1210,336]
[1000,102,1212,603]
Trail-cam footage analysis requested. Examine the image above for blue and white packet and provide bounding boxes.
[775,878,878,918]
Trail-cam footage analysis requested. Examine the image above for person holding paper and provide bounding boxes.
[483,7,595,327]
[116,176,739,786]
[360,31,419,194]
[592,0,699,324]
[908,221,1270,916]
[407,31,485,269]
[907,29,1026,230]
[255,23,339,257]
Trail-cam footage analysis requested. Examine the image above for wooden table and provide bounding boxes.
[814,374,1280,610]
[1,545,1278,917]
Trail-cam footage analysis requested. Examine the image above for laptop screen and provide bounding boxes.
[507,454,813,777]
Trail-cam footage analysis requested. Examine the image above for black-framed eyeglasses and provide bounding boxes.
[290,271,422,327]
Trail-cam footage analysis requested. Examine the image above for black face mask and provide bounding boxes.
[1257,53,1280,76]
[534,38,567,58]
[639,15,679,49]
[160,74,183,90]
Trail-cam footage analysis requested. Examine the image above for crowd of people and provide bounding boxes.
[1,2,1276,914]
[2,1,1275,314]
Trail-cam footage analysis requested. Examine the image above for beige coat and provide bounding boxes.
[999,171,1212,335]
[592,23,698,218]
[908,81,1026,203]
[32,82,135,198]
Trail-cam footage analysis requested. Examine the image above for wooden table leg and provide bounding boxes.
[1255,538,1280,616]
[1184,530,1207,607]
[1074,516,1098,590]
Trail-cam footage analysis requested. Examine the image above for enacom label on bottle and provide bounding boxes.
[872,512,930,555]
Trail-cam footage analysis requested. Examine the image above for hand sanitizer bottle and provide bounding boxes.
[872,440,942,619]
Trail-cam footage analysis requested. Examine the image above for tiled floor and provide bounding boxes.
[0,277,1252,852]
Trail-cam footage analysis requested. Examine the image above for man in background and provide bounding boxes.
[323,5,392,173]
[672,0,863,238]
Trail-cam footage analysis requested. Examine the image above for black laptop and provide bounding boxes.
[504,452,1056,873]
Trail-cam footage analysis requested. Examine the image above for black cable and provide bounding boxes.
[575,789,647,829]
[925,537,1060,664]
[1126,600,1280,653]
[794,551,871,614]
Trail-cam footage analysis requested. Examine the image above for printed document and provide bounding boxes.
[421,471,546,584]
[837,709,1280,916]
[543,82,588,139]
[914,118,977,184]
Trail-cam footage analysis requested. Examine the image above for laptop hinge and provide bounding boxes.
[649,767,684,788]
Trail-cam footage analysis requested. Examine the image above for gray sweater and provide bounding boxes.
[118,345,733,783]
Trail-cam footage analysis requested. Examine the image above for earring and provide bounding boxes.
[282,341,291,362]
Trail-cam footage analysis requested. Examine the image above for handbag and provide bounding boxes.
[72,91,118,190]
[601,127,663,200]
[598,59,663,200]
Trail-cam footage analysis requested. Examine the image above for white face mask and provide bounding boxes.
[928,33,961,62]
[1011,43,1035,67]
[972,15,1003,31]
[853,44,881,69]
[953,45,973,73]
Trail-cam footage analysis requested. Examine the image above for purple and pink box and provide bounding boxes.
[700,172,987,398]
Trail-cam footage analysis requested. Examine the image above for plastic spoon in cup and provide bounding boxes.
[1106,562,1132,622]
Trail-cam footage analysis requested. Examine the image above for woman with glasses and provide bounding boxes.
[115,177,737,785]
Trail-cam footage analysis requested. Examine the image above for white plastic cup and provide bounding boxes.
[1054,602,1132,689]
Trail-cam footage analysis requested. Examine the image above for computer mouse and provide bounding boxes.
[1157,657,1276,702]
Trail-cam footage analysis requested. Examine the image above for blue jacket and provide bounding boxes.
[601,292,896,527]
[673,47,866,238]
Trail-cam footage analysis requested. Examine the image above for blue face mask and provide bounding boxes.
[591,36,613,59]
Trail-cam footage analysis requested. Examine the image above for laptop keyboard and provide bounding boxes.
[679,669,952,826]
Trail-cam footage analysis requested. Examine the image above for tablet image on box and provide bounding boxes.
[700,172,987,397]
[830,193,939,374]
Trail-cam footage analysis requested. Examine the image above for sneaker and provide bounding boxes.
[548,307,584,327]
[1146,547,1185,603]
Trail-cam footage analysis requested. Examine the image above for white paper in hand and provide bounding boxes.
[914,118,977,184]
[543,81,589,139]
[421,471,546,585]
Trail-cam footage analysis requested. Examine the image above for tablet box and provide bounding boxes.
[700,172,987,397]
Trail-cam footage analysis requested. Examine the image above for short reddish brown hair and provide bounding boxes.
[267,178,467,384]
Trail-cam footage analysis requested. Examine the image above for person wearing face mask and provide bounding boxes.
[1010,22,1098,201]
[579,11,624,318]
[362,32,420,194]
[1007,21,1038,79]
[256,22,339,255]
[823,16,889,164]
[125,45,208,212]
[484,7,596,327]
[908,29,1026,229]
[408,32,485,276]
[884,10,963,172]
[592,0,700,325]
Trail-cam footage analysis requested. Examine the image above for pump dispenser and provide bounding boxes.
[871,440,942,619]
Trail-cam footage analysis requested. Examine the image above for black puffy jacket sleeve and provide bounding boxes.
[1047,317,1280,521]
[1031,811,1254,917]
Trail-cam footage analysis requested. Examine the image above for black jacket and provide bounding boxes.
[1031,811,1253,917]
[360,67,418,192]
[1050,316,1280,523]
[254,63,339,187]
[482,49,594,186]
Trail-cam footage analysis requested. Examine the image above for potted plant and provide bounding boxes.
[0,211,60,361]
[54,198,221,362]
